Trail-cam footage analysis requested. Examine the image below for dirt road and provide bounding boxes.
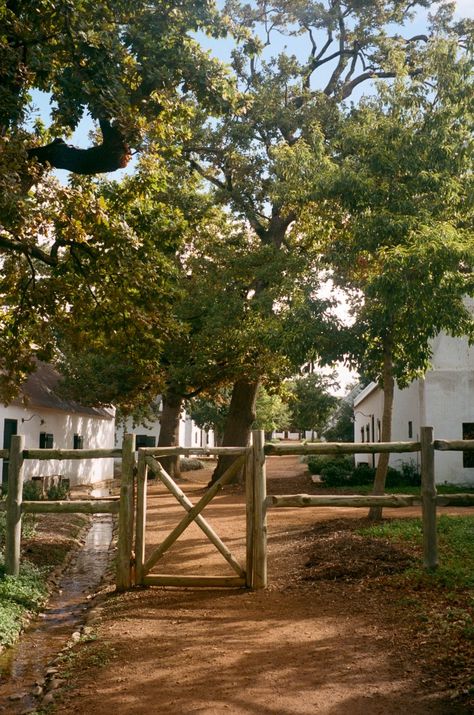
[51,457,472,715]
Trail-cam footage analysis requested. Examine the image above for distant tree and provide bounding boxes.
[323,400,355,443]
[288,373,339,439]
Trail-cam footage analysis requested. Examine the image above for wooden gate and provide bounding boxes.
[133,436,266,589]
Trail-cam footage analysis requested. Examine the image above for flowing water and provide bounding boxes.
[0,511,114,713]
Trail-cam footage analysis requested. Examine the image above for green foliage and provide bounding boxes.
[308,457,421,489]
[0,558,49,647]
[323,399,355,443]
[179,458,205,472]
[22,480,43,501]
[287,373,339,435]
[253,386,292,433]
[359,516,474,590]
[46,481,70,501]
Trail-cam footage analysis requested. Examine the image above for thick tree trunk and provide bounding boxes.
[209,378,259,485]
[158,388,183,480]
[368,340,395,521]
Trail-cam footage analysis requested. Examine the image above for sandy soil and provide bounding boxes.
[51,456,472,715]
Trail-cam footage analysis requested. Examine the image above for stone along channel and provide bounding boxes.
[0,513,114,713]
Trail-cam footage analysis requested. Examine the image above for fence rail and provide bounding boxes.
[2,429,473,590]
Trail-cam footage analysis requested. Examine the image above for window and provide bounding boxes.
[377,419,381,442]
[408,421,413,439]
[365,424,370,442]
[462,423,474,468]
[135,434,156,449]
[73,434,84,450]
[361,427,364,443]
[39,432,53,449]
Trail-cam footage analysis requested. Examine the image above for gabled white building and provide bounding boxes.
[0,362,115,487]
[353,330,474,486]
[115,400,214,452]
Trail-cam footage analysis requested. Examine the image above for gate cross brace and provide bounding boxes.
[143,455,246,576]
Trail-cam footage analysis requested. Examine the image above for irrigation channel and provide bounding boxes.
[0,501,114,714]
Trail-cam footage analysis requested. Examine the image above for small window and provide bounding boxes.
[377,419,381,442]
[462,423,474,467]
[39,432,54,449]
[194,432,199,445]
[135,434,156,449]
[360,427,364,443]
[408,421,413,439]
[365,424,370,442]
[73,434,84,450]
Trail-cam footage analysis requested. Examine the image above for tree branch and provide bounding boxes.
[27,119,131,174]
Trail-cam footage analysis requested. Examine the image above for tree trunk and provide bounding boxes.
[210,378,259,485]
[368,340,395,521]
[158,388,183,480]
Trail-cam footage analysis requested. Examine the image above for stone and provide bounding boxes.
[42,692,55,706]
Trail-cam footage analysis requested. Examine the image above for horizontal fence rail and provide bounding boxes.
[23,448,122,460]
[137,446,247,457]
[265,441,421,455]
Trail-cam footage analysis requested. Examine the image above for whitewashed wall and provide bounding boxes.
[353,332,474,486]
[115,411,214,451]
[0,405,115,486]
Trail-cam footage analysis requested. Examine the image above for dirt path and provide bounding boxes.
[51,457,471,715]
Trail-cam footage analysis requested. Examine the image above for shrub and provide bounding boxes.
[46,480,70,500]
[319,460,353,487]
[22,480,43,501]
[179,458,205,472]
[349,463,376,485]
[307,455,353,475]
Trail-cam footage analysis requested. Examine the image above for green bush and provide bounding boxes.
[349,463,376,485]
[319,460,353,487]
[179,458,205,472]
[22,480,43,501]
[307,455,353,475]
[46,480,70,500]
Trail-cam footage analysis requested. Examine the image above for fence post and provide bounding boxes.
[5,435,25,576]
[135,449,148,585]
[116,433,136,591]
[245,443,254,588]
[420,426,438,570]
[252,429,267,589]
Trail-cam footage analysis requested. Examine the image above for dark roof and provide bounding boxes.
[14,362,114,420]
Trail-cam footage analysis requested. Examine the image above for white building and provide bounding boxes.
[115,401,214,452]
[0,362,115,488]
[353,330,474,486]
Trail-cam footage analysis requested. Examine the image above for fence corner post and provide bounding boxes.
[252,429,267,589]
[420,425,438,570]
[116,433,136,591]
[245,442,254,588]
[5,435,25,576]
[135,448,148,586]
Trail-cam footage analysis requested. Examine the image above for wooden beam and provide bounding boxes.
[245,446,254,588]
[264,441,420,456]
[22,500,119,514]
[143,575,246,588]
[435,494,474,506]
[116,434,136,591]
[135,450,148,586]
[146,456,245,578]
[434,439,474,452]
[265,494,423,509]
[252,430,267,590]
[138,446,247,457]
[5,435,25,576]
[0,449,8,459]
[421,426,438,570]
[23,448,122,460]
[143,455,245,575]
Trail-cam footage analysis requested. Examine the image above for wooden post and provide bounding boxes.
[135,449,148,586]
[116,434,135,591]
[421,426,438,570]
[5,435,25,576]
[245,444,254,588]
[252,430,267,589]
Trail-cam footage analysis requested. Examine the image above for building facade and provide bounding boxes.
[353,330,474,486]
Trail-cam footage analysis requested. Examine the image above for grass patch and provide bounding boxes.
[0,559,49,647]
[357,515,474,705]
[358,515,474,589]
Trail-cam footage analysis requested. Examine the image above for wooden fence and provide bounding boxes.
[2,428,474,591]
